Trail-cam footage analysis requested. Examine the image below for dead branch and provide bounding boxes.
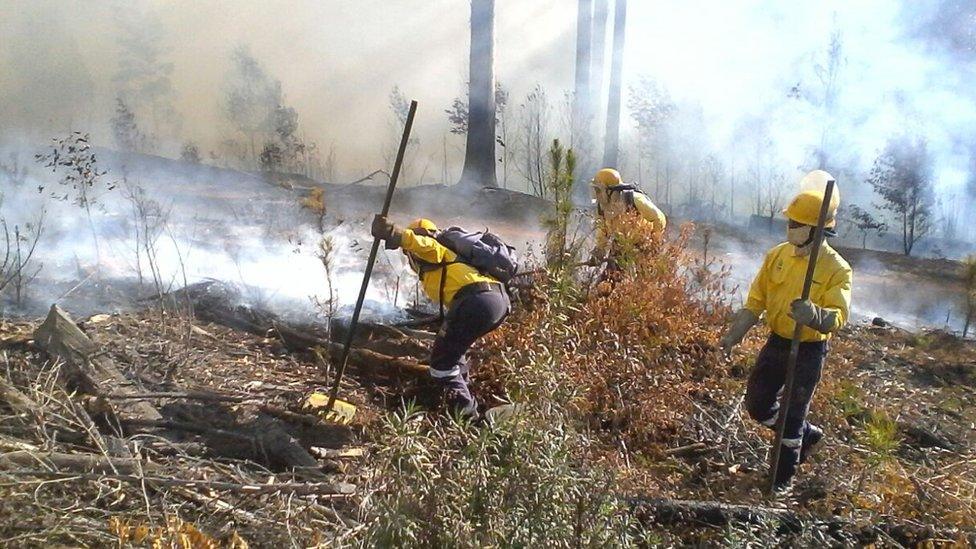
[345,169,389,185]
[0,451,158,475]
[0,376,38,417]
[3,470,356,496]
[103,391,254,403]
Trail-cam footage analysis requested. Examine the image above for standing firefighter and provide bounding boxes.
[371,215,513,419]
[590,168,667,266]
[720,170,852,491]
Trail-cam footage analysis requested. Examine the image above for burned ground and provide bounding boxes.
[1,161,975,546]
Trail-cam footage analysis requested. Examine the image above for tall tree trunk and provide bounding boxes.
[459,0,498,189]
[602,0,627,169]
[590,0,610,145]
[574,0,593,145]
[572,0,593,199]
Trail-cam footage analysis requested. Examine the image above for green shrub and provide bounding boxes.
[358,402,644,548]
[859,409,900,462]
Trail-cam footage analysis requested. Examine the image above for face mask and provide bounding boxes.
[787,225,813,253]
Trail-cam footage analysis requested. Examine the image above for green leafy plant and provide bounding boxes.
[860,409,900,463]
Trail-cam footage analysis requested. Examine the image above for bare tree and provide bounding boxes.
[515,85,552,198]
[0,217,45,308]
[628,76,675,200]
[113,8,179,140]
[122,180,168,297]
[603,0,628,169]
[224,46,281,165]
[867,135,935,256]
[385,85,419,183]
[459,0,498,189]
[937,195,962,240]
[702,154,725,222]
[495,83,512,188]
[111,96,151,153]
[846,204,887,249]
[35,132,115,266]
[812,25,845,170]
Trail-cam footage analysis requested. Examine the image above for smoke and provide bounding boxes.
[1,0,974,326]
[2,1,974,204]
[623,1,976,234]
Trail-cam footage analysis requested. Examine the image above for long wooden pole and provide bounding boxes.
[327,100,418,411]
[767,179,835,494]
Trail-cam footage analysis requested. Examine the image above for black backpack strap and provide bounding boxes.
[409,254,455,321]
[623,189,636,209]
[438,264,447,320]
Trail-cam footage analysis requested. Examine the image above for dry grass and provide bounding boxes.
[473,215,976,544]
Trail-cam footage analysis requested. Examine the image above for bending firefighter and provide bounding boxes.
[720,170,853,491]
[590,168,667,266]
[371,215,511,419]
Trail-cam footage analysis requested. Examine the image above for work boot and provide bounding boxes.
[772,445,799,494]
[445,388,479,421]
[799,424,824,465]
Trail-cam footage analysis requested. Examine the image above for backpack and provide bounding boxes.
[411,226,519,316]
[435,227,519,283]
[602,183,643,212]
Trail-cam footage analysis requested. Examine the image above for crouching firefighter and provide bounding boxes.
[719,170,852,492]
[371,215,516,419]
[590,168,667,268]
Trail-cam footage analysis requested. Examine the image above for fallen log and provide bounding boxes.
[33,305,163,426]
[4,470,355,496]
[0,450,158,475]
[175,281,430,376]
[899,421,959,451]
[664,442,713,458]
[0,376,38,417]
[330,318,431,358]
[272,322,429,377]
[630,497,802,531]
[629,496,975,546]
[126,415,324,474]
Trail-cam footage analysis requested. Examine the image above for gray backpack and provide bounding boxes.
[434,227,519,283]
[411,226,519,315]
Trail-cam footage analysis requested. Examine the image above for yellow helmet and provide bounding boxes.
[592,168,622,188]
[407,218,437,232]
[783,170,840,228]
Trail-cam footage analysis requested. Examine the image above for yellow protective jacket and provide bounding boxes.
[401,229,498,307]
[745,242,852,342]
[595,191,667,254]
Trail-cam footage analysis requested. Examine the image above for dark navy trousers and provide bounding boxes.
[429,284,510,414]
[746,334,826,480]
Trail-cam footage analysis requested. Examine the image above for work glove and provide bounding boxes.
[789,299,838,334]
[371,215,403,249]
[719,308,759,356]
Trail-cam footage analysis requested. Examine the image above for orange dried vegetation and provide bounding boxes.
[480,216,733,452]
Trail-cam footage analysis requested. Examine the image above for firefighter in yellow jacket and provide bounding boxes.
[590,168,667,265]
[371,216,510,419]
[720,170,852,491]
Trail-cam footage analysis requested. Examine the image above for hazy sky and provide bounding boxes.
[1,1,974,198]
